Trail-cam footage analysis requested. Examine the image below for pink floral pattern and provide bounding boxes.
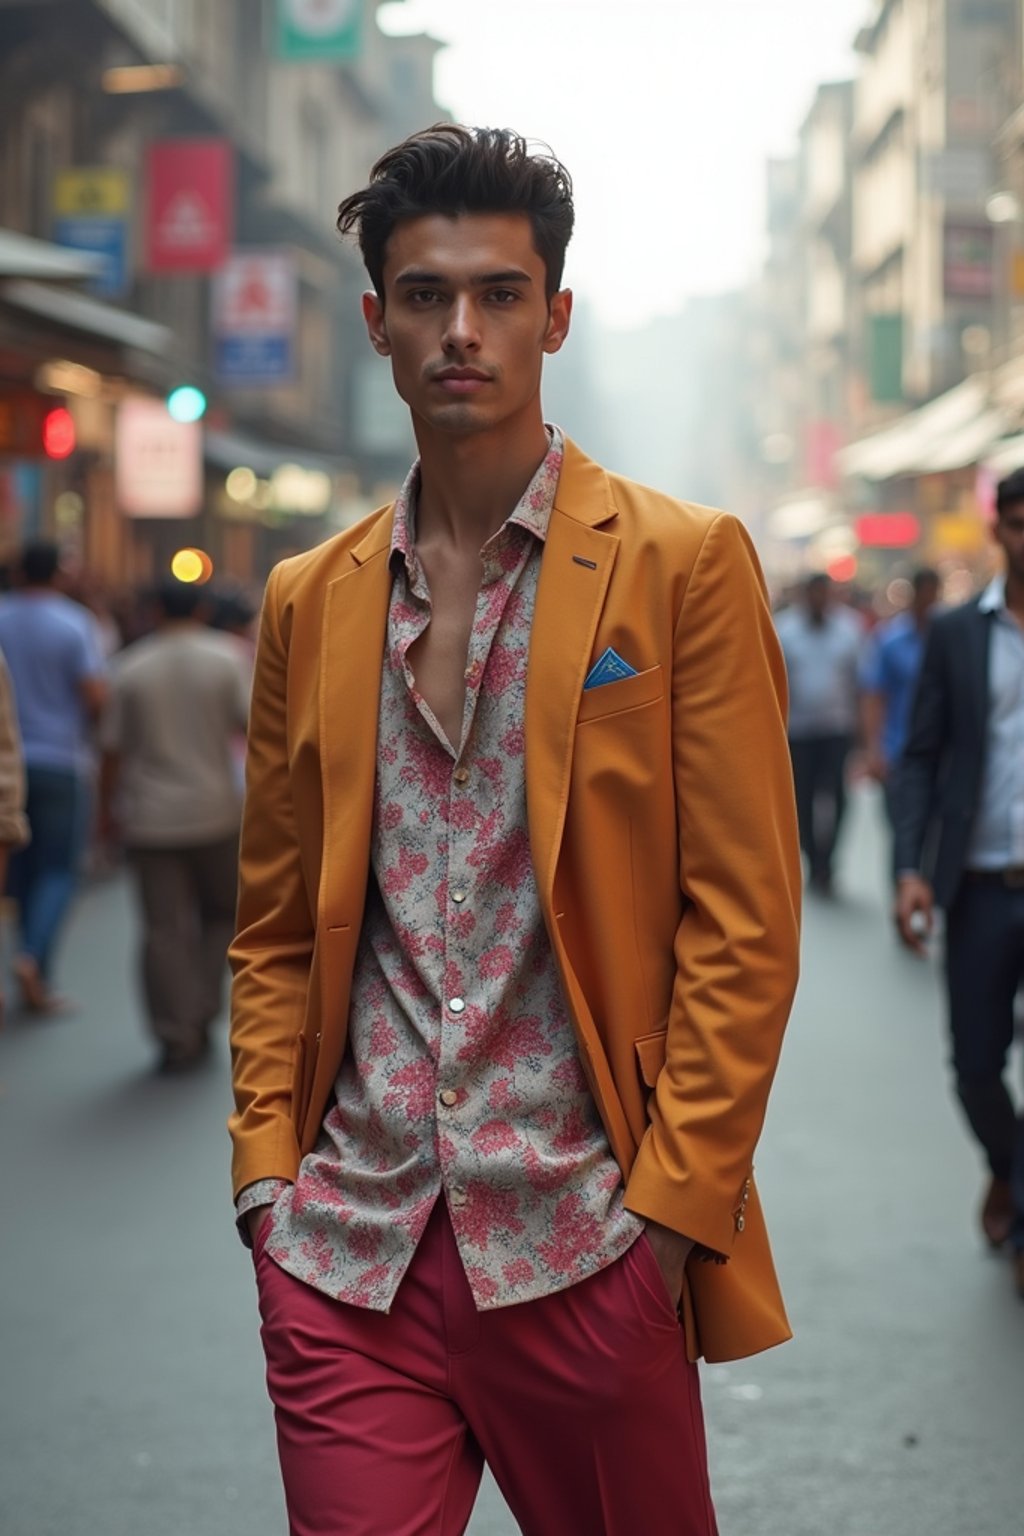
[261,428,641,1310]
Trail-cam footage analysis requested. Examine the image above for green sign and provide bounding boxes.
[277,0,363,61]
[868,313,904,404]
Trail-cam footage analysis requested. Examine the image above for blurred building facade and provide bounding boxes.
[731,0,1024,593]
[0,0,444,590]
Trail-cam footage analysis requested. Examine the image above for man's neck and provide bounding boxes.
[413,414,551,551]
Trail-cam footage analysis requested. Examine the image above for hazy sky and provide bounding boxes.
[379,0,869,326]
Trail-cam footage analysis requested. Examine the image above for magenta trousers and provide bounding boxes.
[254,1202,718,1536]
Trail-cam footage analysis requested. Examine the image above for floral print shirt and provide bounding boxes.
[245,427,642,1310]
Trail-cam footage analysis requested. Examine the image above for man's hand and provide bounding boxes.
[862,747,888,784]
[245,1204,275,1248]
[895,873,934,955]
[644,1219,694,1308]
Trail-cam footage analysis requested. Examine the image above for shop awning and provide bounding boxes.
[983,433,1024,478]
[0,278,172,354]
[766,492,837,541]
[205,427,348,479]
[0,228,105,282]
[837,378,1009,480]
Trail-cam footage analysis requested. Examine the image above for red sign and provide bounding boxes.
[855,512,921,548]
[145,139,233,272]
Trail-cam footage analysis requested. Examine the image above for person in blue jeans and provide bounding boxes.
[0,542,107,1013]
[860,568,941,879]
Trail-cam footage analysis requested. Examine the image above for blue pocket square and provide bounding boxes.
[584,647,639,691]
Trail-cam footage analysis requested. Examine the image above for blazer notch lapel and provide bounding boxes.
[526,510,619,901]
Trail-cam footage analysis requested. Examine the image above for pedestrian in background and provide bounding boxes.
[0,541,107,1014]
[0,648,30,1020]
[100,577,250,1073]
[861,567,941,878]
[776,571,864,895]
[229,124,800,1536]
[895,468,1024,1299]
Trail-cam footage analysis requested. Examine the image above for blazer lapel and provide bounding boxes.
[969,599,993,747]
[318,511,393,926]
[526,441,619,902]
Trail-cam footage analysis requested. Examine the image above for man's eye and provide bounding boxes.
[409,290,442,304]
[488,289,519,304]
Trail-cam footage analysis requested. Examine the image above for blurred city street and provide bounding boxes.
[1,786,1021,1536]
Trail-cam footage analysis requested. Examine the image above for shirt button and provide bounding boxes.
[438,1089,458,1107]
[449,1188,467,1208]
[448,997,465,1014]
[453,766,470,785]
[451,889,467,904]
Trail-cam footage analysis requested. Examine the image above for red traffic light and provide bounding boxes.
[42,407,75,460]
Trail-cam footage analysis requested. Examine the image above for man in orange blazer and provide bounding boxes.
[230,124,800,1536]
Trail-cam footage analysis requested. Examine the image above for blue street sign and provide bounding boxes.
[53,216,127,298]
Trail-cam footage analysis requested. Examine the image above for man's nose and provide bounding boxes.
[442,295,481,351]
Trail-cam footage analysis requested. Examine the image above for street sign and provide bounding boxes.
[115,397,202,518]
[52,167,130,297]
[145,140,233,273]
[212,250,297,385]
[277,0,363,60]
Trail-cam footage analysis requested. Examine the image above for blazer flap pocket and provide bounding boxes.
[634,1028,668,1088]
[578,664,663,724]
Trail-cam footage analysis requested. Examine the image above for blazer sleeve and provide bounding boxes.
[228,563,316,1198]
[624,513,802,1256]
[891,619,948,876]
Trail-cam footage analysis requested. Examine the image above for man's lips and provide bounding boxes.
[432,369,492,393]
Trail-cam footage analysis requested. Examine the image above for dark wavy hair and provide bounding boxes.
[337,123,574,301]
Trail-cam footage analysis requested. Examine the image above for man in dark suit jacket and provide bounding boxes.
[894,468,1024,1299]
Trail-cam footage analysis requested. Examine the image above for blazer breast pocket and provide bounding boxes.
[577,664,663,725]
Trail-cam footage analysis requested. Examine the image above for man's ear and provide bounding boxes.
[362,290,390,356]
[543,288,573,356]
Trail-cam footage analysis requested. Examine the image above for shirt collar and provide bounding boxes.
[978,574,1006,614]
[389,424,564,571]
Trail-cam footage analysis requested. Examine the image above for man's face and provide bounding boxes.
[995,500,1024,584]
[805,578,830,621]
[362,212,571,437]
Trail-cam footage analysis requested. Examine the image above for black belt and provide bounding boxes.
[964,867,1024,888]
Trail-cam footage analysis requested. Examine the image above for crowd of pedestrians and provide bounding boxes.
[0,540,255,1064]
[774,472,1024,1303]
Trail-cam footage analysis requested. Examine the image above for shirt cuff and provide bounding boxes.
[235,1178,291,1248]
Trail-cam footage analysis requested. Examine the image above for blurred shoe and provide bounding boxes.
[13,955,73,1016]
[1014,1251,1024,1300]
[157,1034,211,1075]
[979,1177,1014,1248]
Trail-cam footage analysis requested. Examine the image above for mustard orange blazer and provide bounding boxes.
[229,437,802,1363]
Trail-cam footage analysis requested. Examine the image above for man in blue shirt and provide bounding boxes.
[861,568,940,873]
[0,542,107,1012]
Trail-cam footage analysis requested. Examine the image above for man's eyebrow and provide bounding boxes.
[394,268,534,287]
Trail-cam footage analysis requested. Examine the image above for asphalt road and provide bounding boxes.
[1,786,1021,1536]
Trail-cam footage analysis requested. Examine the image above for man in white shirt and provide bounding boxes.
[776,573,863,895]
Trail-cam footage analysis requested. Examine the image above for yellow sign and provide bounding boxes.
[53,168,129,217]
[931,513,988,554]
[1012,250,1024,300]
